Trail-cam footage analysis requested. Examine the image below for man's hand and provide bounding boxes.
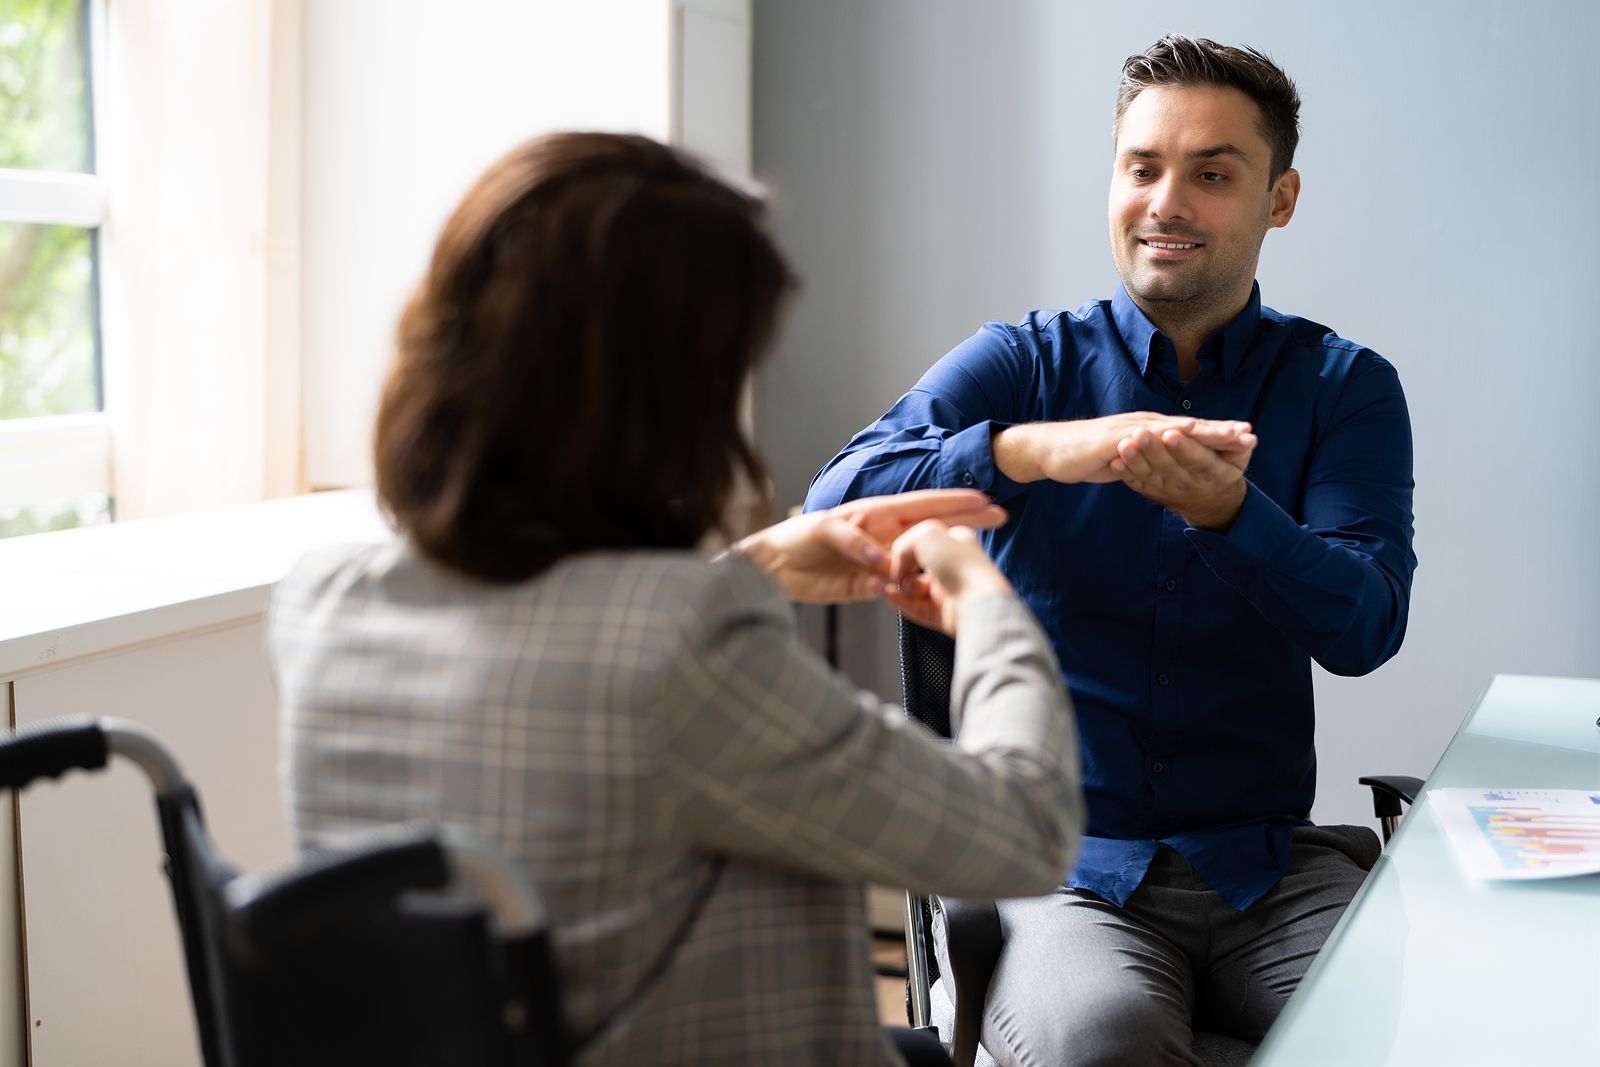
[1110,426,1258,530]
[735,489,1007,604]
[883,520,1013,637]
[993,414,1251,485]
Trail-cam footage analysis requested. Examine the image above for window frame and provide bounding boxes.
[0,0,112,526]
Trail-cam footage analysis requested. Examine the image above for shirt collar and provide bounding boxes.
[1110,282,1263,383]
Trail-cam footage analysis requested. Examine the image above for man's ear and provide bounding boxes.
[1269,168,1301,229]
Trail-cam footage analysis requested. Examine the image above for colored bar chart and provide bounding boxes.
[1432,788,1600,879]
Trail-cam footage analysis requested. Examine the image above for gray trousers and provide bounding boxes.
[931,825,1380,1067]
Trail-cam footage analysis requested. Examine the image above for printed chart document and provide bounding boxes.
[1431,788,1600,880]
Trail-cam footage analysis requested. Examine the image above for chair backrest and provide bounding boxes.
[895,616,958,1011]
[898,615,958,739]
[0,716,567,1067]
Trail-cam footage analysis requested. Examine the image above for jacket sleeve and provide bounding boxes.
[1185,353,1417,676]
[804,321,1037,511]
[658,557,1083,897]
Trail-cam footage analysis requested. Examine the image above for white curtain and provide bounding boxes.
[101,0,302,520]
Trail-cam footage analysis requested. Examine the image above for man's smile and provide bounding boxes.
[1137,235,1206,260]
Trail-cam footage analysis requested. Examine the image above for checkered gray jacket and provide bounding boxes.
[269,540,1081,1065]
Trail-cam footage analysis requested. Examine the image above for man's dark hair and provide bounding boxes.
[375,131,795,583]
[1115,34,1302,182]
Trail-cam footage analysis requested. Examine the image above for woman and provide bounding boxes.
[269,132,1082,1066]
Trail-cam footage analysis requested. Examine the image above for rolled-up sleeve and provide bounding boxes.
[805,322,1034,511]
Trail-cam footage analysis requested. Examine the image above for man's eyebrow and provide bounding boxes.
[1121,143,1256,164]
[1190,143,1252,163]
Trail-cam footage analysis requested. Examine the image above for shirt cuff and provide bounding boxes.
[936,420,1029,502]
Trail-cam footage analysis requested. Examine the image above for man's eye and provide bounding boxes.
[1199,171,1227,183]
[1130,168,1152,180]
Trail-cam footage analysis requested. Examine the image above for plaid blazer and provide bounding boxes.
[269,540,1081,1065]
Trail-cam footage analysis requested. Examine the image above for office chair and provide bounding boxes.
[0,715,566,1067]
[895,616,1423,1067]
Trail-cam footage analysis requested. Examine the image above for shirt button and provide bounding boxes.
[1164,579,1177,592]
[960,471,975,486]
[1180,399,1193,411]
[1151,761,1166,774]
[1157,673,1170,686]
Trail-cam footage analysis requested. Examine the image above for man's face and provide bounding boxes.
[1108,84,1298,323]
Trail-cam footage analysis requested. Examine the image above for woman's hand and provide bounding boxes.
[733,489,1007,604]
[883,520,1013,637]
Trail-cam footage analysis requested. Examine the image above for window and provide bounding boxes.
[0,0,110,538]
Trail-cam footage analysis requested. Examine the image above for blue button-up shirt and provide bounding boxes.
[805,283,1416,909]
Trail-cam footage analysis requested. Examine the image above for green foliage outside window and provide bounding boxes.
[0,221,95,419]
[1,0,108,536]
[1,0,89,173]
[0,493,107,538]
[2,0,95,422]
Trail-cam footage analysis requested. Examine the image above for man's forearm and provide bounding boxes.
[990,424,1045,484]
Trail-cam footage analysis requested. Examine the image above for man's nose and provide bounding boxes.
[1148,174,1192,221]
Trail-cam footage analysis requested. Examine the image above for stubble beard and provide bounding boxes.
[1122,250,1227,330]
[1117,234,1260,337]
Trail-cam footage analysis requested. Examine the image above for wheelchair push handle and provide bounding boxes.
[0,715,110,791]
[0,715,186,795]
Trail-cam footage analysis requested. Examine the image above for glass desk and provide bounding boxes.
[1251,674,1600,1065]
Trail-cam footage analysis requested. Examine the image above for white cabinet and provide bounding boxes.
[0,491,388,1066]
[14,623,286,1066]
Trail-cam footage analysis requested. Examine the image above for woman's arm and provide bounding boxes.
[662,529,1082,898]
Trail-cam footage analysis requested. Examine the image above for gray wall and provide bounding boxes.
[751,0,1600,827]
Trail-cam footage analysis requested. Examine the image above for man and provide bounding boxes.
[805,35,1416,1066]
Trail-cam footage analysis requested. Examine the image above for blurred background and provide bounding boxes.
[3,0,1596,830]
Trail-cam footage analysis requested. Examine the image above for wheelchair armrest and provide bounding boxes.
[934,896,1002,1067]
[1358,775,1425,819]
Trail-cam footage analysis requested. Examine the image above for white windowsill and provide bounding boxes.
[0,489,389,679]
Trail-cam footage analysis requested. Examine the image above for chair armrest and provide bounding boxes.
[1358,775,1425,819]
[935,896,1002,1067]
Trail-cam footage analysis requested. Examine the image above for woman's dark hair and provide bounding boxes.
[1115,34,1302,183]
[375,132,796,582]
